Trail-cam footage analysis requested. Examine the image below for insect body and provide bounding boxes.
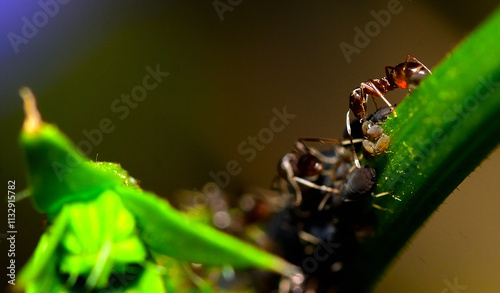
[359,106,394,155]
[277,138,379,207]
[346,55,431,157]
[277,141,340,206]
[348,55,431,121]
[340,165,376,201]
[270,138,380,292]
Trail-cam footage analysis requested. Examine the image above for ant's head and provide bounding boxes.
[349,88,367,120]
[387,62,430,91]
[297,154,323,178]
[277,151,323,183]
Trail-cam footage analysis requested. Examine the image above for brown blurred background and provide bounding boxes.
[1,1,499,291]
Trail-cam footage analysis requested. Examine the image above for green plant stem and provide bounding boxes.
[339,6,500,292]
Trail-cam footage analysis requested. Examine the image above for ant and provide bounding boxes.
[346,55,431,154]
[277,140,342,206]
[348,55,431,121]
[277,138,379,211]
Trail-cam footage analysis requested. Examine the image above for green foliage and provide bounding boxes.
[18,90,299,292]
[20,123,122,216]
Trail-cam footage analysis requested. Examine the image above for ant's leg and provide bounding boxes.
[296,138,339,165]
[300,136,365,170]
[281,155,303,205]
[292,177,341,194]
[318,193,332,211]
[360,81,392,110]
[371,203,392,212]
[299,137,363,146]
[300,134,363,169]
[370,191,393,212]
[298,137,363,164]
[345,110,360,168]
[348,110,362,169]
[360,81,396,117]
[297,231,320,244]
[372,191,390,198]
[406,55,432,74]
[349,87,369,121]
[364,82,381,111]
[346,110,352,138]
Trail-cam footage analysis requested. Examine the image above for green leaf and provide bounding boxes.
[19,88,122,216]
[118,185,296,275]
[18,88,300,292]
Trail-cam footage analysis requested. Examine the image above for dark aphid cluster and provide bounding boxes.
[267,55,431,292]
[347,106,394,156]
[268,136,379,292]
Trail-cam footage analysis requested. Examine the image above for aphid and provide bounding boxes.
[340,165,376,201]
[360,106,393,155]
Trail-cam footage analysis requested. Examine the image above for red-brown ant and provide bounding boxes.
[346,55,431,153]
[348,55,431,121]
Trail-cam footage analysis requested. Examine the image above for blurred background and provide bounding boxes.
[1,0,499,292]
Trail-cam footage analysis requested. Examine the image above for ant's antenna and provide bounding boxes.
[346,110,361,169]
